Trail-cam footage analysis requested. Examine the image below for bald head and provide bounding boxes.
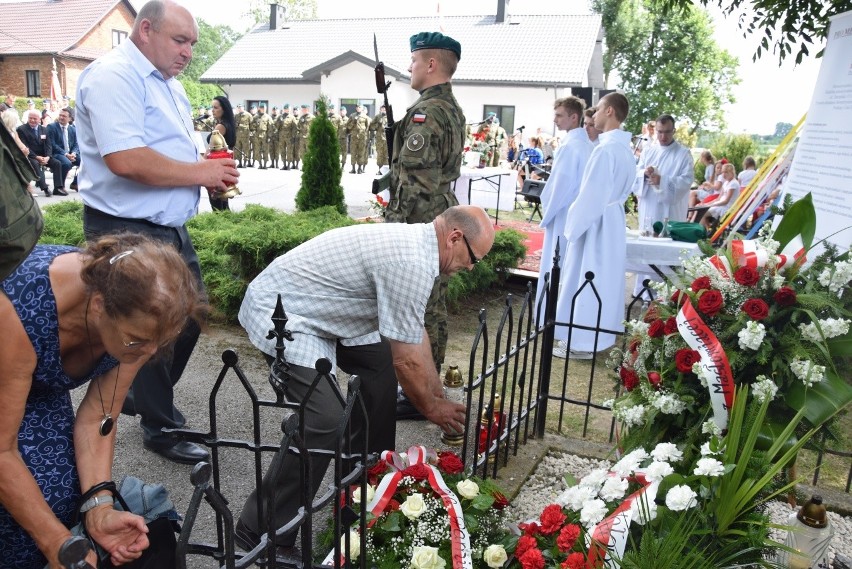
[131,0,197,79]
[434,206,495,275]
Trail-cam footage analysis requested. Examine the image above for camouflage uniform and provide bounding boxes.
[346,108,370,173]
[491,124,507,166]
[234,108,252,167]
[297,110,314,165]
[370,111,389,169]
[337,110,349,167]
[247,108,257,166]
[386,82,465,371]
[281,111,298,168]
[277,109,293,169]
[268,110,280,168]
[252,110,273,168]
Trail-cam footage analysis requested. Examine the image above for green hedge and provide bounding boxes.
[39,202,527,322]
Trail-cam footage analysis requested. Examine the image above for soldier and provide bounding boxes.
[252,103,273,169]
[338,106,349,167]
[234,102,252,168]
[370,105,389,171]
[277,104,292,170]
[268,106,280,169]
[477,112,498,167]
[491,117,507,166]
[384,32,466,419]
[285,103,299,169]
[327,103,342,160]
[346,103,370,174]
[296,103,314,169]
[247,105,258,167]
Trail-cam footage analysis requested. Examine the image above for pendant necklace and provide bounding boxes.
[84,295,119,437]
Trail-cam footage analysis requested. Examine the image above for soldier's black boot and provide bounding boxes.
[247,160,254,168]
[350,166,356,174]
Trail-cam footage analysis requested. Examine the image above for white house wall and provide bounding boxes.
[222,83,320,111]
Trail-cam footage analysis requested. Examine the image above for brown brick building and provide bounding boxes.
[0,0,136,102]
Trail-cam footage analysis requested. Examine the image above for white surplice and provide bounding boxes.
[631,139,695,298]
[535,127,594,328]
[560,128,636,352]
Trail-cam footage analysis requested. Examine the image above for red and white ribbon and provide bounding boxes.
[676,297,735,431]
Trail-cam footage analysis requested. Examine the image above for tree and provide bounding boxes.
[593,0,740,134]
[656,0,852,64]
[244,0,317,24]
[178,19,241,108]
[709,133,758,173]
[296,96,346,214]
[773,121,793,139]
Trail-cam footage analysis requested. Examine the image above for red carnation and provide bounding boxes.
[519,548,545,569]
[734,266,760,286]
[437,451,464,474]
[647,371,662,389]
[515,535,537,557]
[539,504,567,535]
[648,319,666,338]
[620,367,639,391]
[675,348,701,373]
[664,316,678,335]
[492,491,509,510]
[401,464,430,481]
[697,289,724,316]
[519,521,540,536]
[741,298,769,320]
[562,552,586,569]
[691,276,711,292]
[556,524,581,552]
[774,286,797,307]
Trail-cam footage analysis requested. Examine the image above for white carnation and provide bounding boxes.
[752,375,779,404]
[737,320,766,351]
[630,495,658,525]
[665,485,697,511]
[643,461,674,483]
[580,498,608,528]
[599,476,629,501]
[693,457,725,477]
[556,484,598,511]
[650,442,683,463]
[702,420,722,437]
[612,449,648,477]
[790,358,826,387]
[579,469,609,491]
[700,440,722,456]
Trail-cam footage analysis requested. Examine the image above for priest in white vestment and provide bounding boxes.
[535,97,594,342]
[561,93,636,357]
[631,115,695,300]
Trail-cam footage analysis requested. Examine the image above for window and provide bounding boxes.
[25,70,40,97]
[112,29,128,47]
[246,100,269,114]
[483,105,515,134]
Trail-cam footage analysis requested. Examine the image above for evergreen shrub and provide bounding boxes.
[295,95,345,214]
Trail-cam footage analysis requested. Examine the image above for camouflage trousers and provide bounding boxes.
[375,138,388,168]
[253,136,269,162]
[235,134,250,164]
[350,136,368,166]
[424,276,449,373]
[339,136,348,164]
[269,140,279,162]
[298,138,309,161]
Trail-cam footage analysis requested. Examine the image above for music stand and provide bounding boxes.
[518,179,545,222]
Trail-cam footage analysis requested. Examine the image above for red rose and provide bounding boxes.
[368,459,389,480]
[774,286,797,307]
[648,319,666,338]
[741,298,769,320]
[539,504,567,535]
[628,338,641,355]
[664,316,678,335]
[734,266,760,286]
[675,348,701,373]
[647,371,662,389]
[515,535,537,557]
[619,367,639,391]
[519,521,540,536]
[492,491,509,510]
[387,498,400,511]
[670,289,685,305]
[691,276,711,292]
[697,289,724,316]
[437,451,464,474]
[520,548,545,569]
[556,524,581,552]
[401,464,430,481]
[562,552,586,569]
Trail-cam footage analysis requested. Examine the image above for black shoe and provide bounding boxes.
[396,395,426,421]
[53,187,68,196]
[69,182,78,191]
[349,168,356,174]
[234,519,302,562]
[143,440,209,465]
[42,187,51,197]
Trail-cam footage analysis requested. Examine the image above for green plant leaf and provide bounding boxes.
[755,418,798,455]
[472,494,496,511]
[380,512,402,532]
[772,192,816,252]
[464,513,479,533]
[785,369,852,425]
[827,334,852,357]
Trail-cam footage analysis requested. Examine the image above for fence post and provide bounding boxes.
[535,238,560,438]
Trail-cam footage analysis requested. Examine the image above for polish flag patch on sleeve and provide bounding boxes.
[412,113,427,123]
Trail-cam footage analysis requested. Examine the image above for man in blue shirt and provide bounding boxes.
[75,0,239,464]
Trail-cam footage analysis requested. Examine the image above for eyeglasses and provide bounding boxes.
[656,129,674,135]
[461,233,480,265]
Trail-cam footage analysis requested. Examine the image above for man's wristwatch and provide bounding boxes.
[80,494,114,513]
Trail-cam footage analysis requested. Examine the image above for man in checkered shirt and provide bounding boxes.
[235,205,495,554]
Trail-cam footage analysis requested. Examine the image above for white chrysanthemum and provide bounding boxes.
[799,318,851,343]
[630,496,658,525]
[665,485,698,511]
[702,420,722,437]
[752,375,779,404]
[790,358,826,387]
[651,392,687,415]
[599,476,629,501]
[818,260,852,294]
[650,442,683,463]
[694,457,725,477]
[643,461,674,483]
[738,320,766,351]
[556,484,597,511]
[579,469,609,491]
[579,498,608,528]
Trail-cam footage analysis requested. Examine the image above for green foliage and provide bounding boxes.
[177,19,240,108]
[244,0,317,24]
[296,96,346,215]
[708,133,758,173]
[593,0,740,134]
[675,123,697,148]
[774,122,793,139]
[38,201,85,246]
[447,229,527,307]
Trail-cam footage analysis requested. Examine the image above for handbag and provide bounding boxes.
[63,478,180,569]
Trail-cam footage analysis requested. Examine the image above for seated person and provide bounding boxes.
[16,109,63,197]
[0,233,205,568]
[687,160,725,219]
[701,163,740,229]
[738,155,757,188]
[517,136,545,185]
[698,149,715,186]
[47,108,80,192]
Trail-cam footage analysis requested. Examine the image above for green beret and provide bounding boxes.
[328,104,335,109]
[259,102,266,108]
[272,106,278,110]
[409,31,461,60]
[250,105,257,110]
[300,104,309,109]
[282,104,290,109]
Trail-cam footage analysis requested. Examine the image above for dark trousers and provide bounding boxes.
[239,339,398,544]
[53,153,80,188]
[83,208,205,444]
[26,155,61,190]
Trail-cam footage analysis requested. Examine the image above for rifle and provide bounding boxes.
[372,33,395,194]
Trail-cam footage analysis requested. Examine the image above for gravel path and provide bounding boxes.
[509,451,852,565]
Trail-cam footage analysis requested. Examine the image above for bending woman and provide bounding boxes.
[0,233,205,568]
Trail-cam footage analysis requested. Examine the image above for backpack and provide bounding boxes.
[0,124,43,281]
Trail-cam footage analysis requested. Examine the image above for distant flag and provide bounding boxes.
[50,58,63,102]
[437,1,444,32]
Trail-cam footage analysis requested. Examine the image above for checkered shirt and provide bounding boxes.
[239,222,439,369]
